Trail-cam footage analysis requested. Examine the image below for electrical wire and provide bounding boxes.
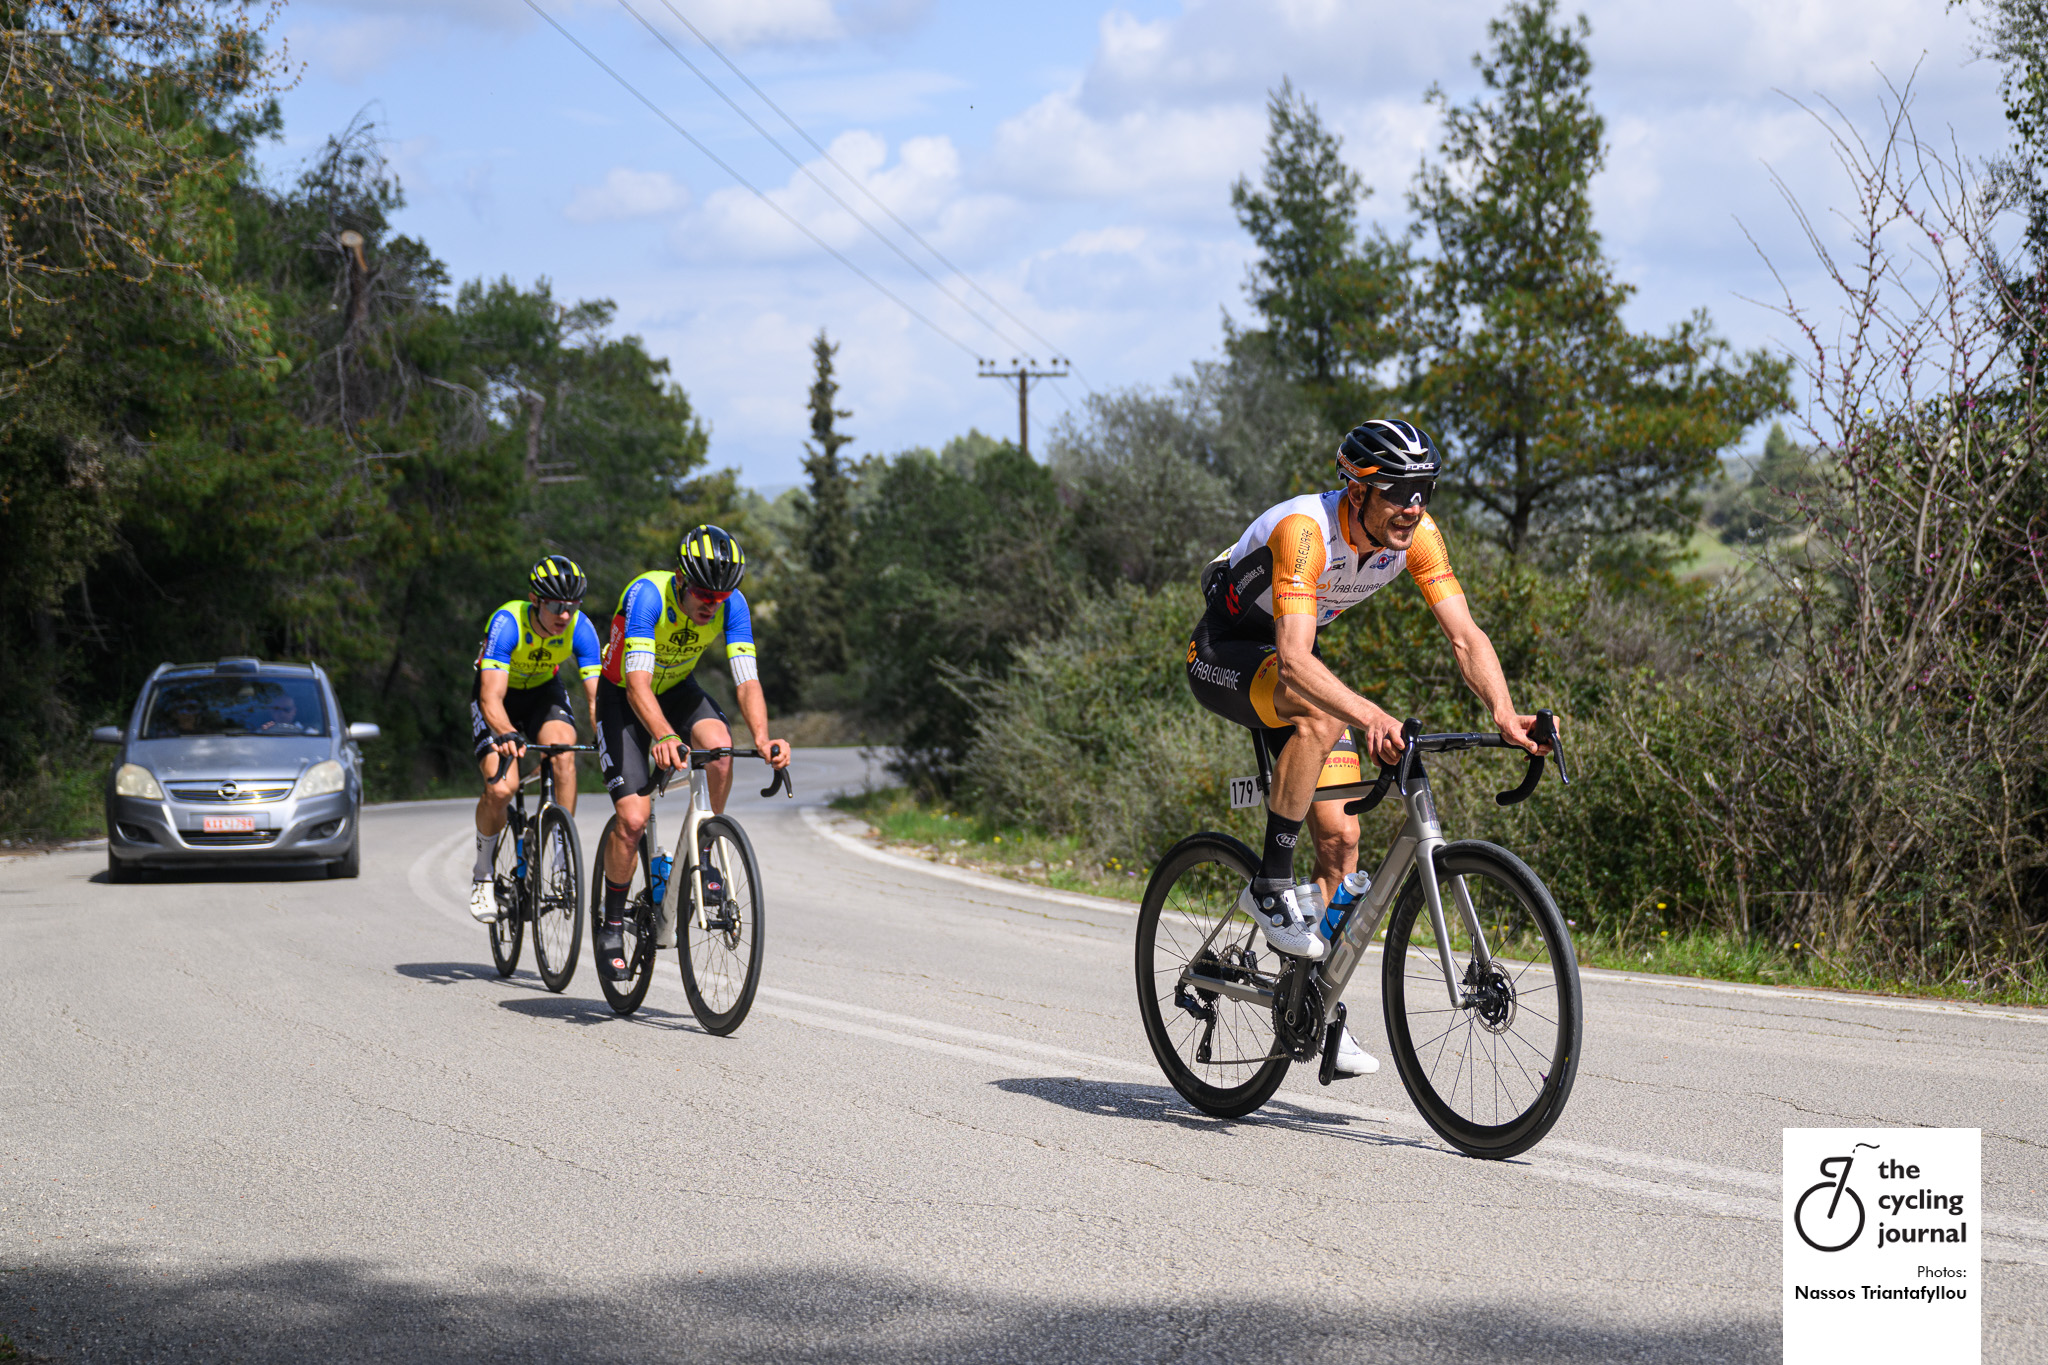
[616,0,1038,362]
[523,0,981,359]
[652,0,1093,390]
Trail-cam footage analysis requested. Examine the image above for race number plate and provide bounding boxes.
[202,814,257,834]
[1229,775,1263,810]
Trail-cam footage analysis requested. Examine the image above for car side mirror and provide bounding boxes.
[347,722,381,741]
[91,726,125,746]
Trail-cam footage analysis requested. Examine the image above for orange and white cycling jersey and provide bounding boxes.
[1213,489,1463,632]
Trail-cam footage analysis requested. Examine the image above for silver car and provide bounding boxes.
[95,657,380,882]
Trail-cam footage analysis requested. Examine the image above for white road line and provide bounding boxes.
[800,804,1139,916]
[397,818,2048,1254]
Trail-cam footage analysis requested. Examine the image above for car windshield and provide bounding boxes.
[141,676,329,739]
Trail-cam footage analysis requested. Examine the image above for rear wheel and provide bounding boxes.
[1381,841,1582,1159]
[487,818,524,978]
[1135,832,1290,1119]
[679,814,764,1035]
[530,805,584,994]
[592,816,656,1015]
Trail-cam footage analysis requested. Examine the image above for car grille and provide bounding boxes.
[184,830,280,846]
[168,783,294,804]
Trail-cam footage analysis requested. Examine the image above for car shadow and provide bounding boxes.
[99,863,329,885]
[990,1076,1446,1155]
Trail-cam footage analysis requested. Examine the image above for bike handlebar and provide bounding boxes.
[1341,711,1570,816]
[648,747,795,800]
[488,743,596,784]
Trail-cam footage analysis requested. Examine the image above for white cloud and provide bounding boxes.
[295,0,901,46]
[566,167,691,223]
[687,129,979,261]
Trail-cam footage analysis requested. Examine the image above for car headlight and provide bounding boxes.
[115,764,165,800]
[297,761,347,798]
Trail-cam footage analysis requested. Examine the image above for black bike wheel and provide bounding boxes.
[487,817,524,978]
[1135,832,1291,1119]
[1381,841,1582,1159]
[531,805,584,994]
[592,816,655,1015]
[679,814,764,1036]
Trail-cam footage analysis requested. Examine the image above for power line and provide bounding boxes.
[614,0,1039,363]
[651,0,1094,391]
[523,0,981,359]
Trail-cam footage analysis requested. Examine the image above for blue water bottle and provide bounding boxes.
[513,835,527,881]
[1321,870,1372,942]
[650,849,672,908]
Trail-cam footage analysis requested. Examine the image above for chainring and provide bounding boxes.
[1271,964,1326,1062]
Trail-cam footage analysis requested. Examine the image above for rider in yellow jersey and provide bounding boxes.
[1187,420,1551,1071]
[468,554,604,922]
[591,525,792,982]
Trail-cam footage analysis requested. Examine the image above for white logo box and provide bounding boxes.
[1784,1127,1980,1364]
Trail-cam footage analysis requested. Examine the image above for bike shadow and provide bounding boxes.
[991,1076,1440,1153]
[394,961,537,987]
[497,995,701,1031]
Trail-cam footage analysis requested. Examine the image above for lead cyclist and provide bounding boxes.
[1186,419,1551,1077]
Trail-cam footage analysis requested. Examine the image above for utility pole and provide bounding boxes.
[977,356,1070,458]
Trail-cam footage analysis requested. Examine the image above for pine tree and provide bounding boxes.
[776,329,856,690]
[1230,80,1410,430]
[1411,0,1788,569]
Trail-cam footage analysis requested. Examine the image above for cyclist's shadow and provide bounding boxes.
[497,996,702,1031]
[991,1076,1438,1153]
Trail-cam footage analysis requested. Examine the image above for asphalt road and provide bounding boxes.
[3,747,2044,1363]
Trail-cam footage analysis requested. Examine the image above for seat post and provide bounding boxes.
[1251,730,1274,802]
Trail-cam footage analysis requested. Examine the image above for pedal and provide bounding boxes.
[1317,1002,1348,1087]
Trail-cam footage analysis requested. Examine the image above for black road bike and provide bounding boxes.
[1136,715,1581,1159]
[591,747,791,1031]
[485,743,593,992]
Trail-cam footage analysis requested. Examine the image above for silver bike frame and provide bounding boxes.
[1177,764,1495,1020]
[647,764,716,949]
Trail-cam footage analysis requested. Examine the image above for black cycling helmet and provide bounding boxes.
[527,553,588,602]
[677,524,746,596]
[1337,419,1442,507]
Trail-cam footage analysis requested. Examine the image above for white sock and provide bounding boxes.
[473,830,500,881]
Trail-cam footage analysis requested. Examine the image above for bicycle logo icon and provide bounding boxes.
[1793,1142,1880,1252]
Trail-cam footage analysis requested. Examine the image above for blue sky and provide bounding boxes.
[263,0,2009,490]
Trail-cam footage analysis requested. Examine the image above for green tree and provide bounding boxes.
[1230,80,1411,427]
[762,330,858,708]
[1410,0,1788,570]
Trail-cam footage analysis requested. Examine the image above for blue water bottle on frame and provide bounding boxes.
[1321,870,1371,942]
[651,849,672,908]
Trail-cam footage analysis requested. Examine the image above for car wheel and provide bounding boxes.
[106,849,137,884]
[327,832,360,879]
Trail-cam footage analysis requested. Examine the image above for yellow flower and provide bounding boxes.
[1656,902,1667,910]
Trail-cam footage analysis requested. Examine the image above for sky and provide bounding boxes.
[261,0,2012,491]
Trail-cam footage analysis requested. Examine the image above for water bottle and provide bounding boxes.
[650,850,672,908]
[512,834,527,881]
[651,849,676,948]
[1321,870,1372,942]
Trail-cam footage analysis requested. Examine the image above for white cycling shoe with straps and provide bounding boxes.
[468,879,499,924]
[1237,879,1326,960]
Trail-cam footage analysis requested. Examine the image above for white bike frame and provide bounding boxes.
[645,762,733,949]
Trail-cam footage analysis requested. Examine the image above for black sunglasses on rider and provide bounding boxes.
[1365,477,1435,509]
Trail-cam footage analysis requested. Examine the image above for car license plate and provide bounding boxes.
[202,815,257,834]
[1229,775,1263,810]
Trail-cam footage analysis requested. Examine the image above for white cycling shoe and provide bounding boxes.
[468,879,499,924]
[1331,1025,1379,1078]
[1237,880,1326,960]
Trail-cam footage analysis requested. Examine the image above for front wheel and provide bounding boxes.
[530,805,584,994]
[679,814,764,1035]
[1381,841,1582,1159]
[1135,832,1290,1119]
[487,818,525,978]
[592,816,656,1015]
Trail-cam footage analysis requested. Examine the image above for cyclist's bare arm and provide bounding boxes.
[623,669,685,772]
[580,676,599,730]
[733,679,790,769]
[1273,613,1406,763]
[476,670,523,759]
[1426,592,1549,756]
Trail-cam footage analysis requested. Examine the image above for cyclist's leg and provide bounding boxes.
[595,679,654,885]
[471,675,522,840]
[1187,612,1344,887]
[668,680,733,813]
[532,678,579,814]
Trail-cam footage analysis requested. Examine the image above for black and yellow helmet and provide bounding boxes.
[676,525,746,596]
[527,553,588,602]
